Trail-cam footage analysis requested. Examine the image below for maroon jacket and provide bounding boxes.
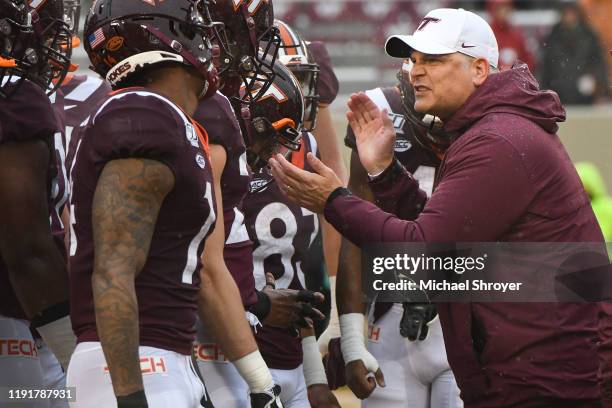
[324,65,607,406]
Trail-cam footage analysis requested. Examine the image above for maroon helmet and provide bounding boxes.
[397,61,450,155]
[84,0,218,98]
[275,19,319,132]
[0,0,72,96]
[206,0,280,103]
[236,58,304,173]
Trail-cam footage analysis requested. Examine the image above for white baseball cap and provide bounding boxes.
[385,8,499,69]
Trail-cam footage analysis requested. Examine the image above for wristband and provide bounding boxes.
[302,336,328,386]
[30,301,70,328]
[116,390,148,408]
[233,350,274,393]
[32,310,76,370]
[325,187,352,207]
[339,314,379,373]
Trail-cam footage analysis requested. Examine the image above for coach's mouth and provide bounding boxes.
[414,85,431,95]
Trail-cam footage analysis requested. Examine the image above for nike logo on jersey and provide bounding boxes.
[185,123,199,147]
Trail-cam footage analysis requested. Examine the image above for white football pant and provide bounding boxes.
[66,342,208,408]
[364,304,463,408]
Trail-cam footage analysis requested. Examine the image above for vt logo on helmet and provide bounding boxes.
[0,0,72,97]
[83,0,218,98]
[237,59,304,174]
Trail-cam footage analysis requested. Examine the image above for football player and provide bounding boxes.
[0,0,74,402]
[333,62,463,408]
[235,52,340,405]
[192,2,324,407]
[66,1,280,407]
[275,20,345,338]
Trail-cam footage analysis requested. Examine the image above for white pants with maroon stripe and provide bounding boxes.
[66,342,208,408]
[0,315,49,408]
[364,304,463,408]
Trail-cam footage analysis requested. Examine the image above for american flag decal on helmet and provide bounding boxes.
[88,28,105,49]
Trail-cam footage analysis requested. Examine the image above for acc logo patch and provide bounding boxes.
[106,36,124,52]
[195,154,206,169]
[395,138,412,153]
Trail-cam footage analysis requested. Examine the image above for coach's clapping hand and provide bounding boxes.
[269,153,343,214]
[347,92,396,176]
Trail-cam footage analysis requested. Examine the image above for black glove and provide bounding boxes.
[400,303,437,341]
[250,384,283,408]
[116,390,148,408]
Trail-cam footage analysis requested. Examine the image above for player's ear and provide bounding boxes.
[472,58,490,87]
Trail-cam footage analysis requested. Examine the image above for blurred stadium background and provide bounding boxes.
[73,1,612,405]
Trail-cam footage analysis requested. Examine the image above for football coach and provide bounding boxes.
[268,8,612,408]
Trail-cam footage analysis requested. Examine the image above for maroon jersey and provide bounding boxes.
[193,92,256,307]
[0,79,59,320]
[307,41,338,106]
[244,133,320,369]
[69,89,216,355]
[59,74,112,173]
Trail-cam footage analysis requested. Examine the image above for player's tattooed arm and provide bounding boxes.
[91,158,175,398]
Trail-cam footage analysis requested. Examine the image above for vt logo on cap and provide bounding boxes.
[385,8,499,69]
[417,17,441,31]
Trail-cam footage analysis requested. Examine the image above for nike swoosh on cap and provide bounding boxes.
[461,42,476,48]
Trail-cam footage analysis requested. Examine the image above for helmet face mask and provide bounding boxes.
[0,0,72,97]
[237,59,305,174]
[84,0,218,97]
[62,0,79,34]
[397,61,449,155]
[206,0,281,103]
[275,19,320,132]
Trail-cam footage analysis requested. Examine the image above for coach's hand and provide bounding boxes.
[347,92,396,176]
[263,273,325,329]
[307,384,341,408]
[269,153,343,214]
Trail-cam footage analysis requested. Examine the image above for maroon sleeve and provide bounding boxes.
[89,95,183,179]
[368,159,428,221]
[324,134,534,245]
[308,41,339,106]
[0,80,58,144]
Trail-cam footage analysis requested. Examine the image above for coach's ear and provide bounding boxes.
[472,57,490,87]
